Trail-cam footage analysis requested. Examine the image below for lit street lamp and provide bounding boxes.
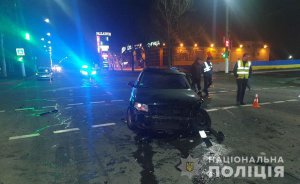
[46,32,51,37]
[44,18,50,23]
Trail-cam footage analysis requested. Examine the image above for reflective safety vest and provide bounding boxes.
[237,60,251,79]
[204,61,213,73]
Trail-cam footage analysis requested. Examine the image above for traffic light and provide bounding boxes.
[225,40,230,47]
[222,49,229,59]
[17,56,24,62]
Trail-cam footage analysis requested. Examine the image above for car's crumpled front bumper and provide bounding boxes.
[133,110,193,132]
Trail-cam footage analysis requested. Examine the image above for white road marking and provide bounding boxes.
[285,99,298,102]
[92,123,116,128]
[219,91,228,93]
[206,108,219,112]
[67,103,83,106]
[111,100,124,102]
[0,110,5,113]
[64,107,72,110]
[9,133,40,140]
[46,99,57,102]
[206,98,298,113]
[241,104,252,107]
[53,128,80,134]
[260,102,271,105]
[222,106,237,110]
[42,106,56,109]
[15,107,35,111]
[273,101,285,104]
[91,101,105,104]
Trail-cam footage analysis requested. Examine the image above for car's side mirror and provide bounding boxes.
[128,81,135,88]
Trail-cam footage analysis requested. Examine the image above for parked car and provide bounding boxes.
[127,67,211,134]
[36,67,53,80]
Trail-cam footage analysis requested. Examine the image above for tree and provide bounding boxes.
[156,0,193,66]
[0,0,16,77]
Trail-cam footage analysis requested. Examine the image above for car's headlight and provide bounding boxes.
[134,102,148,112]
[91,71,96,75]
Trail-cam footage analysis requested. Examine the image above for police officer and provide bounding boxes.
[203,56,213,98]
[233,53,252,105]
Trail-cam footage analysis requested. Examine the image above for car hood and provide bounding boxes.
[135,88,200,105]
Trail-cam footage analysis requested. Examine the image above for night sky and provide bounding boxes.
[18,0,300,60]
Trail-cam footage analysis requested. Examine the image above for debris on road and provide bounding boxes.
[39,109,58,116]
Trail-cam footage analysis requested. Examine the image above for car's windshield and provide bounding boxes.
[138,72,190,89]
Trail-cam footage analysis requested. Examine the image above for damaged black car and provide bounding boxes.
[127,67,211,134]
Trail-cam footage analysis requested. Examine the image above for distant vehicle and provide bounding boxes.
[52,65,62,73]
[127,67,211,134]
[36,67,53,80]
[80,64,97,77]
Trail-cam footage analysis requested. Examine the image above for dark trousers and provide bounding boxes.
[203,74,212,96]
[192,79,201,92]
[236,79,248,103]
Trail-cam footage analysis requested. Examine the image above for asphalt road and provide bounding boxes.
[0,70,299,184]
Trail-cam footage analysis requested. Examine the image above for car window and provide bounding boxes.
[138,72,190,89]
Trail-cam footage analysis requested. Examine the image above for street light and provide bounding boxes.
[288,55,293,59]
[239,44,243,48]
[25,33,30,41]
[44,18,50,23]
[46,32,51,37]
[263,44,268,49]
[194,43,198,47]
[47,40,51,44]
[180,43,184,47]
[210,43,214,48]
[41,37,45,41]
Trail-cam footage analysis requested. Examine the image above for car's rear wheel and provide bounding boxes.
[127,107,137,130]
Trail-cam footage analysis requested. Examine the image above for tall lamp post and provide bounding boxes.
[225,1,229,73]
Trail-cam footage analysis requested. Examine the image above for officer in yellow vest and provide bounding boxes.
[233,53,252,105]
[203,56,213,98]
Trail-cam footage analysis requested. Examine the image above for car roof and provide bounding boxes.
[142,67,186,75]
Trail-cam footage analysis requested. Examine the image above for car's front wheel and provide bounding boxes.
[127,107,137,130]
[191,108,211,132]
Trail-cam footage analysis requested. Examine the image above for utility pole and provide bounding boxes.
[212,0,217,44]
[1,33,7,77]
[225,3,229,73]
